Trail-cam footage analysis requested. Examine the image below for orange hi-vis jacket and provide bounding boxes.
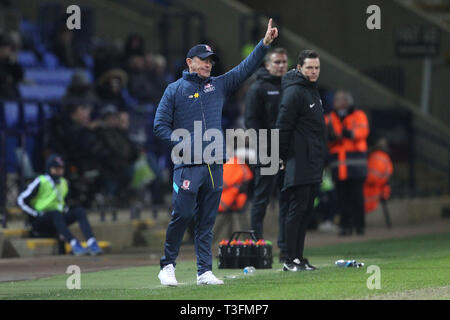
[364,149,393,213]
[219,157,254,213]
[324,108,369,181]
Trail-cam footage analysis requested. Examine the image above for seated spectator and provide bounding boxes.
[17,154,102,256]
[126,54,160,103]
[93,43,121,80]
[52,26,85,68]
[46,101,105,207]
[96,68,128,111]
[0,32,23,98]
[64,71,99,103]
[49,102,101,166]
[95,105,140,201]
[121,33,145,67]
[146,53,171,100]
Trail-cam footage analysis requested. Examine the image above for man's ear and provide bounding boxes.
[296,64,302,71]
[186,58,192,68]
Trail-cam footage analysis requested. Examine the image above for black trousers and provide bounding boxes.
[30,207,94,242]
[336,179,365,231]
[284,183,319,261]
[250,167,288,240]
[277,176,290,255]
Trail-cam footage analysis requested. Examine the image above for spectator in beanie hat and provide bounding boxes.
[17,154,103,256]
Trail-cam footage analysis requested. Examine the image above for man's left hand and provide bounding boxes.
[263,18,279,46]
[279,159,285,171]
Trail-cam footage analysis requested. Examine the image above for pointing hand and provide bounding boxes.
[263,18,279,46]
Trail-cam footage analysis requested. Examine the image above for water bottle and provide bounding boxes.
[335,259,354,267]
[243,266,256,275]
[335,259,364,268]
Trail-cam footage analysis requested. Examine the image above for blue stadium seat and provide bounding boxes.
[19,84,66,101]
[25,68,92,86]
[18,51,39,68]
[42,102,55,120]
[83,54,94,69]
[3,101,19,128]
[43,52,60,69]
[23,102,39,125]
[5,137,37,175]
[25,68,71,86]
[122,88,139,107]
[6,137,19,173]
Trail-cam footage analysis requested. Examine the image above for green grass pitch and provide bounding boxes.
[1,232,449,300]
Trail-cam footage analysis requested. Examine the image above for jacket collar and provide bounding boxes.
[256,67,282,85]
[182,70,210,84]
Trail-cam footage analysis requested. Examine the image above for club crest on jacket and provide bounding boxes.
[181,180,191,190]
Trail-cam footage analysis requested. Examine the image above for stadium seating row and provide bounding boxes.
[18,50,94,70]
[1,101,56,173]
[24,68,93,86]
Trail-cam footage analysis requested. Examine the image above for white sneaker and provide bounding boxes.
[158,264,178,286]
[197,271,224,285]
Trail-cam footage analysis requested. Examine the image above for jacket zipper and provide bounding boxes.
[198,84,215,189]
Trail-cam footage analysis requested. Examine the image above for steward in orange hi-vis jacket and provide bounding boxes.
[324,108,369,181]
[219,157,254,213]
[364,139,393,213]
[325,90,369,236]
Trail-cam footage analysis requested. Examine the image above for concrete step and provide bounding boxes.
[63,241,111,255]
[1,215,169,256]
[1,238,112,258]
[0,228,30,239]
[3,238,60,257]
[68,217,168,253]
[133,229,166,251]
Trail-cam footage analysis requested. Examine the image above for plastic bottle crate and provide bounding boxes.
[217,230,272,269]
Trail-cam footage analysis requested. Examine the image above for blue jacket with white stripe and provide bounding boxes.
[154,39,269,168]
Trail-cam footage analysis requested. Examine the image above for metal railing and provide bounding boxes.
[1,99,59,227]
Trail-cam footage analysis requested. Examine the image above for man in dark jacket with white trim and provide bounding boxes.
[244,48,290,260]
[276,50,327,272]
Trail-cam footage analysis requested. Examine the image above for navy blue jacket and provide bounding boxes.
[154,40,269,168]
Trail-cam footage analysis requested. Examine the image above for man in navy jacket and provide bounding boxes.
[154,19,278,286]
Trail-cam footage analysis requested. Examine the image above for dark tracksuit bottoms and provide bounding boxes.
[336,179,365,231]
[250,167,289,254]
[284,183,320,261]
[30,207,94,241]
[277,178,290,255]
[160,164,223,276]
[250,167,277,240]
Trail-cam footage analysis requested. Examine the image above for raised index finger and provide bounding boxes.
[267,18,272,30]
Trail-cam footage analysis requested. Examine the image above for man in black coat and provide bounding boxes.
[276,50,327,271]
[244,48,289,252]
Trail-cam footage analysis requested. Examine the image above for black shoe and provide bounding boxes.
[279,252,288,264]
[356,228,365,235]
[283,262,299,272]
[294,258,317,271]
[338,228,352,237]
